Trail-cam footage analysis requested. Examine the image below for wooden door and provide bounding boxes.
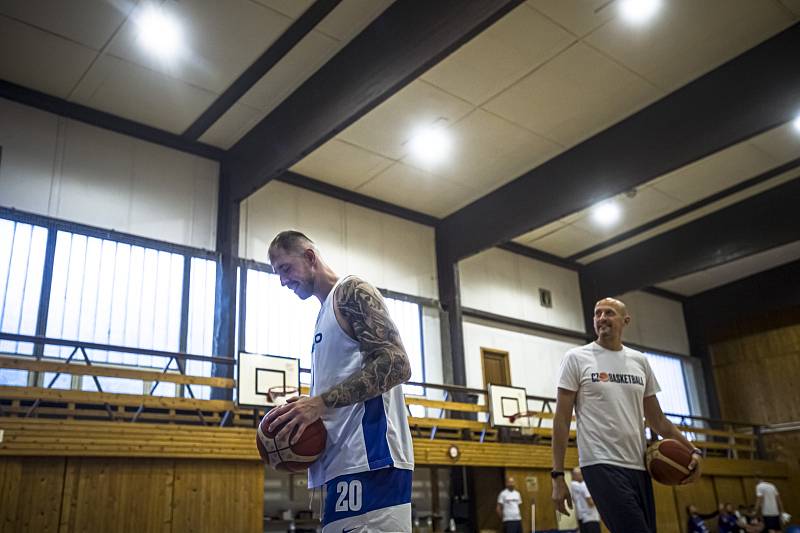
[481,348,511,387]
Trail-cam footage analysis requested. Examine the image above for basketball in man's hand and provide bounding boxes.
[256,414,327,472]
[646,439,694,485]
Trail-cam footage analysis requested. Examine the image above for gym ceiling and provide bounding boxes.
[1,0,799,312]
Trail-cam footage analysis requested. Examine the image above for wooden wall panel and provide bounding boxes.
[59,458,174,533]
[710,309,800,425]
[653,482,680,533]
[172,460,262,533]
[713,477,745,507]
[674,477,717,533]
[0,457,65,533]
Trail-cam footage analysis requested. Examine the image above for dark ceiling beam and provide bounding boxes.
[580,177,800,302]
[684,258,800,334]
[437,22,800,263]
[0,79,224,161]
[568,155,800,262]
[276,171,439,226]
[640,286,686,303]
[182,0,342,140]
[225,0,523,202]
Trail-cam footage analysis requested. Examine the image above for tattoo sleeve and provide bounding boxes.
[320,277,412,408]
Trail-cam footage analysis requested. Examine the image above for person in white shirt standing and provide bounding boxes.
[570,467,601,533]
[551,297,703,533]
[496,477,523,533]
[755,477,784,532]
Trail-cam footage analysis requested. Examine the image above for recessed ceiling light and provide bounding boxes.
[618,0,661,24]
[136,3,182,59]
[793,114,800,133]
[408,125,452,165]
[591,201,621,227]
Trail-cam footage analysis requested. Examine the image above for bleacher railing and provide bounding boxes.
[0,333,764,460]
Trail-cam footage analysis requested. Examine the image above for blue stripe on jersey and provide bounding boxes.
[323,467,412,526]
[362,396,393,469]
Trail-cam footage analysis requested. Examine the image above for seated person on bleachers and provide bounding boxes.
[718,503,741,533]
[687,504,719,533]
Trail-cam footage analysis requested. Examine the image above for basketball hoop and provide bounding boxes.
[268,386,299,406]
[508,411,537,435]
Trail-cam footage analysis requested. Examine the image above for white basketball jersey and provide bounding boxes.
[308,276,414,488]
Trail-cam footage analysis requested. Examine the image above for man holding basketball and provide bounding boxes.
[263,231,414,532]
[551,297,702,532]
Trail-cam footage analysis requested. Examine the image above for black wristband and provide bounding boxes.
[551,470,565,479]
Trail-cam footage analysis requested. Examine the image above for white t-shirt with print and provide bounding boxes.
[497,489,522,522]
[756,481,780,516]
[558,342,661,470]
[570,480,600,523]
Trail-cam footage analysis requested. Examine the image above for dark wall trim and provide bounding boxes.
[0,80,224,161]
[462,307,589,343]
[581,177,800,301]
[568,155,800,262]
[238,256,440,308]
[226,0,524,201]
[496,242,580,271]
[277,171,439,226]
[0,206,217,259]
[437,23,800,263]
[436,229,466,387]
[182,0,342,139]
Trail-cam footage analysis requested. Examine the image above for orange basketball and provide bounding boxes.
[256,414,327,472]
[646,439,693,485]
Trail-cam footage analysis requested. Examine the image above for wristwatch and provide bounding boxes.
[550,470,565,479]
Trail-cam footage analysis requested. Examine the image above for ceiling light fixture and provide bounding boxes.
[618,0,662,24]
[408,124,452,165]
[136,3,182,59]
[591,201,621,227]
[793,114,800,133]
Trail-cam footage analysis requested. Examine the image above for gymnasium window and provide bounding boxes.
[0,217,48,386]
[241,269,426,392]
[644,352,692,420]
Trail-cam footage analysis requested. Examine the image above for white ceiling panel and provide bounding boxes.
[198,101,266,149]
[584,0,796,92]
[657,240,800,296]
[104,0,293,94]
[748,121,800,162]
[483,42,662,147]
[423,108,562,191]
[420,3,574,105]
[338,80,474,160]
[514,220,566,246]
[780,0,800,16]
[356,162,479,217]
[291,139,394,190]
[578,170,800,264]
[70,54,217,133]
[240,29,340,112]
[0,0,131,50]
[0,15,97,99]
[526,223,598,257]
[570,186,683,240]
[526,0,615,38]
[650,142,779,204]
[315,0,395,41]
[250,0,315,19]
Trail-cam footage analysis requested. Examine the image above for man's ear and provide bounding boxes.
[623,315,631,326]
[303,248,316,265]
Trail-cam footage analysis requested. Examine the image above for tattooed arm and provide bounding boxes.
[320,277,412,408]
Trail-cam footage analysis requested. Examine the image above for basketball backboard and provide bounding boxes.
[488,384,531,429]
[237,352,300,408]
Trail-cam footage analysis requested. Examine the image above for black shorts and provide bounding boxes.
[580,520,602,533]
[502,520,522,533]
[582,464,656,533]
[763,515,781,531]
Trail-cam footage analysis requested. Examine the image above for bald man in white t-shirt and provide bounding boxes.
[551,298,703,533]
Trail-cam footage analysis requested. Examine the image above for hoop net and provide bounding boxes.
[508,411,538,435]
[268,386,299,406]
